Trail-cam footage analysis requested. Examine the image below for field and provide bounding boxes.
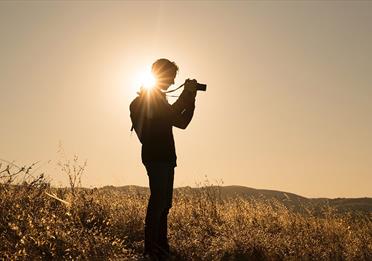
[1,161,371,260]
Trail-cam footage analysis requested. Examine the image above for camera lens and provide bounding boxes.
[197,83,207,91]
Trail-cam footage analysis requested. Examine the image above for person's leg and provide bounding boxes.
[158,166,174,254]
[144,193,157,255]
[158,210,169,254]
[144,164,171,256]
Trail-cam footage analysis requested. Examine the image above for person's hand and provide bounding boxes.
[184,79,198,93]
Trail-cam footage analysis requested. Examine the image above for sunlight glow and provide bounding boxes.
[135,68,157,91]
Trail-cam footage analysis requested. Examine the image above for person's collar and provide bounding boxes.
[138,86,165,97]
[153,86,166,98]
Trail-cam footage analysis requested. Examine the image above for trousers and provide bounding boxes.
[144,163,174,256]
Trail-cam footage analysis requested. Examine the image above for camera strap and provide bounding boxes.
[163,83,185,94]
[166,94,180,98]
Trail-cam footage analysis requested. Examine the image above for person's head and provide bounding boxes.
[151,58,178,90]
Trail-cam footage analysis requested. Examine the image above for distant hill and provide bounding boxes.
[101,185,372,213]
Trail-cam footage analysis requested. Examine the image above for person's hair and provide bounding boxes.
[151,58,178,77]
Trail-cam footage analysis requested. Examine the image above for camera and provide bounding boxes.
[185,79,207,92]
[196,83,207,91]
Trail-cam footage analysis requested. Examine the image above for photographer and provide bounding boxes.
[130,58,199,260]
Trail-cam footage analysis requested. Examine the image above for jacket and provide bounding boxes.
[130,87,196,167]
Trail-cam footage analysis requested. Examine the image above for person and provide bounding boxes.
[129,58,198,260]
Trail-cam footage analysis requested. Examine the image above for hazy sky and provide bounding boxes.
[1,1,371,198]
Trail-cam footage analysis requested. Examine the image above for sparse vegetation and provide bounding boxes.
[0,160,371,260]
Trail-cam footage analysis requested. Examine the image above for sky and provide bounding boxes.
[1,1,371,198]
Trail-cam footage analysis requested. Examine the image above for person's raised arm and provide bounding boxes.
[170,79,197,129]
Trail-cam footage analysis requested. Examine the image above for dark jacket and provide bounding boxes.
[130,88,196,167]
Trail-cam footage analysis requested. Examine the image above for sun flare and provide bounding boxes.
[135,68,157,91]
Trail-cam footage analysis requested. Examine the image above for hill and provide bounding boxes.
[102,185,372,213]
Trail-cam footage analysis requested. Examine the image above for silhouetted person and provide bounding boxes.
[130,58,198,260]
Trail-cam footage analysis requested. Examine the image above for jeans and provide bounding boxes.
[144,163,174,256]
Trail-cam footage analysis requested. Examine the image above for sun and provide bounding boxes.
[135,68,157,91]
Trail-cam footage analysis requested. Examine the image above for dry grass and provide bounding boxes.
[0,161,371,260]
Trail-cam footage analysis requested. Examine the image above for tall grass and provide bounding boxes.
[0,161,371,260]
